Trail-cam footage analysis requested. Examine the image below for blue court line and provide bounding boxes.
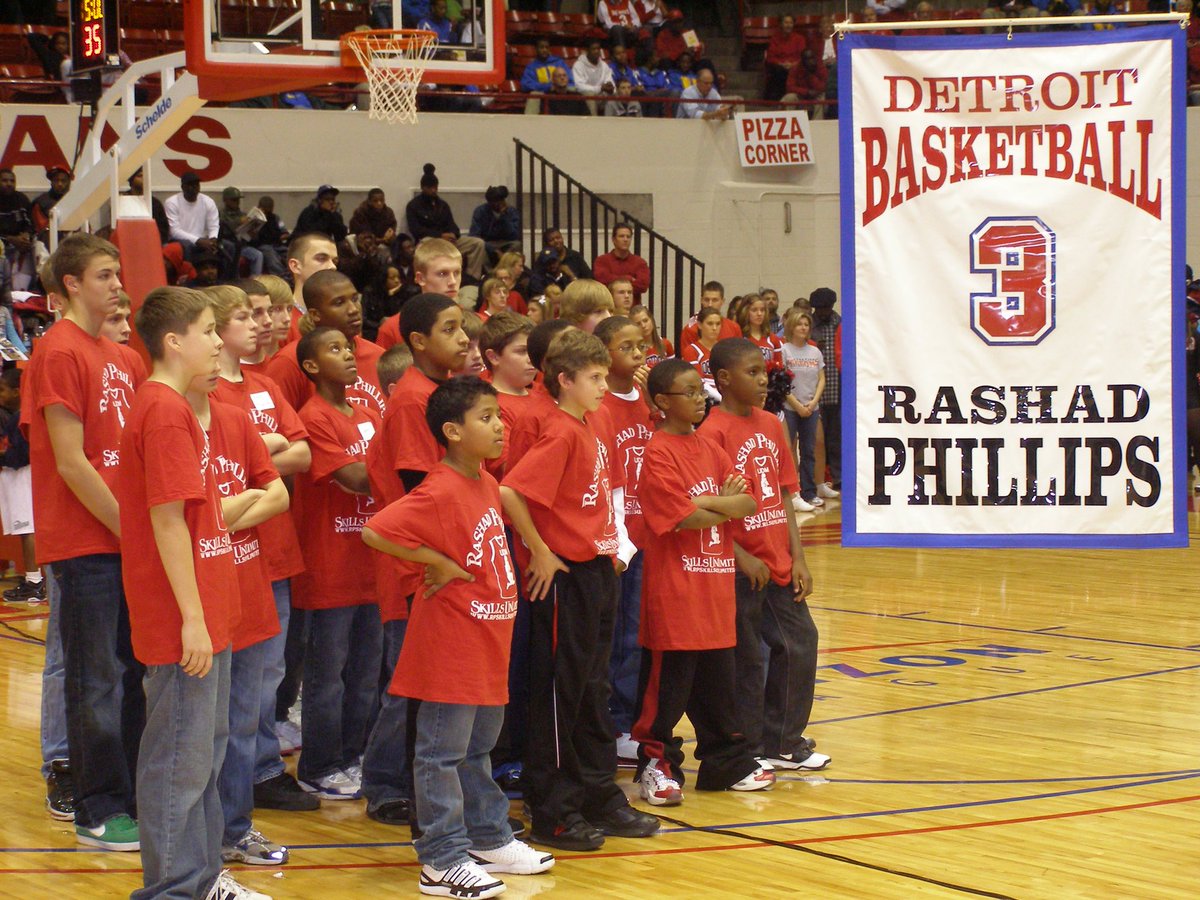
[0,630,43,646]
[809,662,1200,727]
[811,605,1200,654]
[6,772,1196,857]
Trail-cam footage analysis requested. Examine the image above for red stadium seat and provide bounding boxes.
[0,25,34,66]
[506,10,538,42]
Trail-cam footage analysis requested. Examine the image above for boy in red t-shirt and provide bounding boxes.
[119,287,261,900]
[699,339,829,773]
[359,292,467,825]
[478,311,536,477]
[501,330,658,851]
[633,359,775,807]
[593,315,656,764]
[23,235,145,850]
[282,233,338,346]
[205,285,317,812]
[266,269,387,420]
[365,376,555,899]
[376,238,462,351]
[291,327,384,801]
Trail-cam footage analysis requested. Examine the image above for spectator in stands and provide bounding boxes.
[543,227,592,280]
[908,2,946,35]
[218,186,267,276]
[393,232,417,285]
[295,184,349,244]
[867,0,907,17]
[250,195,290,270]
[416,0,457,43]
[609,45,643,92]
[637,49,673,117]
[635,0,668,35]
[764,15,807,102]
[469,186,521,260]
[677,68,732,120]
[0,168,35,292]
[340,231,390,296]
[605,79,643,117]
[655,11,713,74]
[597,0,641,49]
[521,38,573,95]
[401,0,430,27]
[545,67,590,116]
[679,280,742,346]
[573,39,616,114]
[593,222,650,302]
[405,163,487,280]
[528,248,572,297]
[123,168,170,245]
[667,51,699,96]
[608,277,635,316]
[164,171,236,276]
[26,31,68,80]
[31,166,70,245]
[496,250,532,302]
[348,188,399,247]
[782,50,828,118]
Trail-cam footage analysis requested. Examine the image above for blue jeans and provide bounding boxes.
[362,618,410,808]
[55,553,144,828]
[133,648,232,900]
[784,407,820,501]
[609,550,643,733]
[219,639,266,846]
[414,702,511,870]
[298,604,382,782]
[254,579,290,785]
[40,564,68,777]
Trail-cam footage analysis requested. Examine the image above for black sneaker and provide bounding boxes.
[492,762,522,798]
[4,579,46,604]
[254,772,320,811]
[529,818,604,852]
[588,805,659,838]
[366,797,411,826]
[46,759,75,821]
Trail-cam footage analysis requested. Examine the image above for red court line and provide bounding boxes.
[8,793,1198,876]
[0,612,49,622]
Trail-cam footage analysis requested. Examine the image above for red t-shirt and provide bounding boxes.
[116,342,149,383]
[23,320,143,565]
[682,341,713,380]
[208,400,281,651]
[370,464,517,706]
[385,366,443,475]
[679,316,741,348]
[376,313,401,351]
[502,408,618,562]
[212,372,308,582]
[639,429,737,651]
[601,387,655,550]
[291,396,382,610]
[643,338,674,369]
[698,407,799,586]
[505,381,556,467]
[484,391,533,479]
[264,336,388,421]
[747,332,784,371]
[118,382,238,665]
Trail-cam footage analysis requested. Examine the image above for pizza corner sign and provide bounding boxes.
[734,110,815,168]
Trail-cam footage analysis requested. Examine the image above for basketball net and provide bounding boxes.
[342,29,439,124]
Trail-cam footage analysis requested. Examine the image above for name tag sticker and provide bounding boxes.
[358,421,376,441]
[250,391,275,411]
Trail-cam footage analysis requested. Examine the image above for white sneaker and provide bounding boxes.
[205,870,273,900]
[419,860,505,898]
[274,720,301,756]
[761,750,831,771]
[639,761,683,807]
[221,828,289,866]
[615,732,639,766]
[810,496,825,507]
[469,838,555,874]
[299,769,361,800]
[344,761,363,784]
[818,482,840,499]
[730,767,775,792]
[791,495,815,513]
[754,756,775,772]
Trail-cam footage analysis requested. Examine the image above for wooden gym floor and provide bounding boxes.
[0,501,1197,899]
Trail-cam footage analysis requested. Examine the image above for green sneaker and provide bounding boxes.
[76,814,140,851]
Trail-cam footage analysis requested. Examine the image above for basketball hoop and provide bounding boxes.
[341,29,438,124]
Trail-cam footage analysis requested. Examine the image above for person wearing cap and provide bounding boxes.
[31,166,71,245]
[528,247,572,297]
[468,186,520,262]
[218,186,269,277]
[294,185,348,245]
[164,171,227,270]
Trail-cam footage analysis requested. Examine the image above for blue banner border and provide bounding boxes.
[837,24,1188,550]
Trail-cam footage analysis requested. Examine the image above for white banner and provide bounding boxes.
[839,26,1186,548]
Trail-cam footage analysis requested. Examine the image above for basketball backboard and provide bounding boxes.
[184,0,505,102]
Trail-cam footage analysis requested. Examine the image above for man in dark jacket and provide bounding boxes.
[294,184,349,244]
[404,163,486,279]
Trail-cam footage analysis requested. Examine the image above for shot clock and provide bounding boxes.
[70,0,120,74]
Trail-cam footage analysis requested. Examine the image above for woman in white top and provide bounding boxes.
[780,309,825,511]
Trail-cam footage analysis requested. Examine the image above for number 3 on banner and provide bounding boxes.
[969,217,1056,346]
